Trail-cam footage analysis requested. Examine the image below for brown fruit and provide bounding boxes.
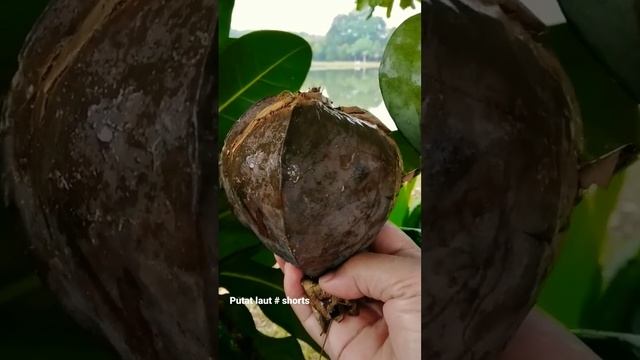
[2,1,217,359]
[220,89,403,277]
[422,1,582,358]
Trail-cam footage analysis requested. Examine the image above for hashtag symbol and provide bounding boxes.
[274,297,280,304]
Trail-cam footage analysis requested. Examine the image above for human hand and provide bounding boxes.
[500,308,600,360]
[275,222,421,360]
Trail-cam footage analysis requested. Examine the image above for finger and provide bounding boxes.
[370,222,420,258]
[282,262,315,326]
[282,262,325,345]
[319,252,420,302]
[327,311,387,359]
[500,308,599,360]
[337,318,389,360]
[361,299,384,317]
[282,262,387,359]
[274,254,285,271]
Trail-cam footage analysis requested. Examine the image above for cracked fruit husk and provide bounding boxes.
[220,89,403,278]
[2,1,217,359]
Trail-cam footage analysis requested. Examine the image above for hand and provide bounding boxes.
[275,222,421,360]
[500,308,600,360]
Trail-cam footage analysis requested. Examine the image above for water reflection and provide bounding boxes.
[301,67,397,130]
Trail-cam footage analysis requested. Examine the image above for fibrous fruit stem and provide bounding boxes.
[301,278,359,335]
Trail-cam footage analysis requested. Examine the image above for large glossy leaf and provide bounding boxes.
[389,176,418,227]
[587,254,640,333]
[218,31,312,140]
[538,174,626,328]
[575,330,640,360]
[390,130,420,173]
[584,163,640,332]
[219,0,234,51]
[219,258,320,353]
[544,25,640,160]
[379,14,421,151]
[219,294,305,360]
[558,0,640,102]
[538,25,640,327]
[219,216,261,261]
[404,203,421,230]
[218,216,273,267]
[400,226,421,246]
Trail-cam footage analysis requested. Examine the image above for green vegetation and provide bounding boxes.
[232,11,392,62]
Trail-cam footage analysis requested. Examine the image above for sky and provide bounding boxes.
[231,0,422,35]
[231,0,566,35]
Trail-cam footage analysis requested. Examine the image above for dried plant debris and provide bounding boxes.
[302,278,359,335]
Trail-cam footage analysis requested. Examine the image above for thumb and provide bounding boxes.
[318,252,420,302]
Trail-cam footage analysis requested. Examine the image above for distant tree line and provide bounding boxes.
[231,11,394,62]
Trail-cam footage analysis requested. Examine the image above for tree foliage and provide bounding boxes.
[318,11,388,61]
[230,11,393,62]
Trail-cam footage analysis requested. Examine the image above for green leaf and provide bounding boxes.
[219,0,235,51]
[356,0,369,11]
[356,0,415,16]
[390,130,420,173]
[588,255,640,333]
[219,259,320,353]
[218,31,312,141]
[544,25,640,160]
[585,163,640,332]
[400,227,421,246]
[251,332,305,360]
[380,0,394,17]
[404,203,421,229]
[379,14,421,151]
[219,217,261,261]
[219,318,243,359]
[251,247,280,268]
[219,294,305,360]
[558,0,640,101]
[537,173,626,328]
[399,0,415,9]
[218,216,275,267]
[574,330,640,360]
[388,176,418,227]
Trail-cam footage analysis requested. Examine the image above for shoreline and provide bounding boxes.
[309,61,380,71]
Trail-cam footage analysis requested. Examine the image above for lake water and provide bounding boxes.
[301,67,397,131]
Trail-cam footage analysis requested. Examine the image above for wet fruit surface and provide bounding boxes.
[220,90,403,278]
[423,1,581,359]
[3,1,218,359]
